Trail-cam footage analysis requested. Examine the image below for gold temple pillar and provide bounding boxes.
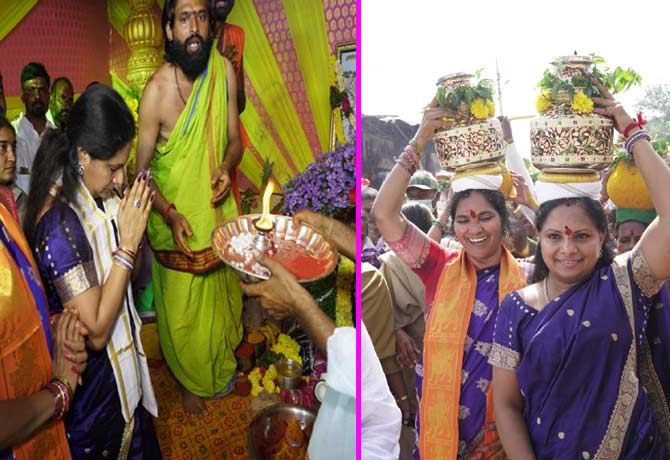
[124,0,163,95]
[122,0,163,178]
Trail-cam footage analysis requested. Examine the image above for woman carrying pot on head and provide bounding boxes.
[23,84,161,459]
[372,98,535,460]
[490,76,670,460]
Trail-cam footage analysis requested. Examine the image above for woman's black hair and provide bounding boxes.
[0,116,14,133]
[530,197,614,284]
[23,84,135,244]
[448,189,511,236]
[401,202,433,233]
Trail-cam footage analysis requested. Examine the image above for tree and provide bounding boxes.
[637,84,670,140]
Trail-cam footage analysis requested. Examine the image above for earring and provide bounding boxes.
[75,162,84,176]
[598,248,603,259]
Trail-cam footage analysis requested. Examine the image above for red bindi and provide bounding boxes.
[469,210,477,219]
[564,226,573,236]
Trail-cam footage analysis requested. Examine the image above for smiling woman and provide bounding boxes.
[450,189,509,270]
[370,98,527,459]
[490,78,670,460]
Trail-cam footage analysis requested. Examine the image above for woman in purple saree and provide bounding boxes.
[23,85,161,459]
[490,78,670,459]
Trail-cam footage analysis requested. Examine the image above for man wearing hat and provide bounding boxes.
[406,170,439,215]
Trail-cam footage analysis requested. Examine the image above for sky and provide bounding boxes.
[361,0,670,157]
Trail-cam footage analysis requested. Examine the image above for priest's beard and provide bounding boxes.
[166,34,213,80]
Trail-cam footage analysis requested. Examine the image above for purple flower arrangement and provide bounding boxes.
[283,143,356,218]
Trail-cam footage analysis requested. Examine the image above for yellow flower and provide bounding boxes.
[486,99,496,117]
[272,334,302,365]
[571,92,594,114]
[535,91,552,113]
[265,364,278,380]
[249,368,263,396]
[329,54,338,87]
[263,379,277,394]
[470,98,491,120]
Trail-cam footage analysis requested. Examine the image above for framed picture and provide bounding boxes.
[330,41,356,149]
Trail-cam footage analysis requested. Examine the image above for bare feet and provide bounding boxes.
[182,387,209,416]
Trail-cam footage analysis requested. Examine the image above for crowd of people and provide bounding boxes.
[362,76,670,459]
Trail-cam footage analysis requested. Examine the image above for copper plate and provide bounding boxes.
[248,404,316,460]
[212,214,339,284]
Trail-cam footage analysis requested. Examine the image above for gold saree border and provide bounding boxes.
[639,339,670,453]
[117,416,135,460]
[53,261,98,303]
[488,343,520,370]
[595,257,639,460]
[632,247,664,297]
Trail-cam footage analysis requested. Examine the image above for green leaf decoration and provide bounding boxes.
[537,56,642,104]
[435,76,495,114]
[436,86,446,107]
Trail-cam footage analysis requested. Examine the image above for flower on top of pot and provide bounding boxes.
[435,71,495,122]
[535,54,641,115]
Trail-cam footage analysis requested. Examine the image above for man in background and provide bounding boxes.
[47,77,74,129]
[214,0,245,113]
[12,62,55,194]
[406,170,439,216]
[214,0,246,210]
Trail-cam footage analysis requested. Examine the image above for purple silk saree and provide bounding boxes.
[33,204,161,460]
[390,223,526,459]
[490,248,670,459]
[413,265,501,459]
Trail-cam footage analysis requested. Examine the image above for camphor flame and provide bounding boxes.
[255,181,275,231]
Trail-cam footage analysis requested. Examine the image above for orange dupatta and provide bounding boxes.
[419,246,525,459]
[0,204,70,460]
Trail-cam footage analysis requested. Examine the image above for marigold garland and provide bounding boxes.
[335,256,354,327]
[249,334,302,397]
[249,364,281,397]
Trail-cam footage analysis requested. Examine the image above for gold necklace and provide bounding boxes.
[174,65,187,106]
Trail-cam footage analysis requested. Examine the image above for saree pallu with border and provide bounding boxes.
[419,248,525,460]
[388,222,526,460]
[490,248,670,459]
[0,203,70,460]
